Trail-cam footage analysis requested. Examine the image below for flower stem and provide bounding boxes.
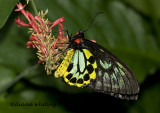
[30,0,38,15]
[0,64,39,94]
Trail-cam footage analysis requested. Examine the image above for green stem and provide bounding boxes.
[0,64,39,94]
[30,0,38,15]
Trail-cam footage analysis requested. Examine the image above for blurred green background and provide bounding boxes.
[0,0,160,113]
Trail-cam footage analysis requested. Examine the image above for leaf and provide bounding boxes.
[0,0,20,29]
[122,0,160,19]
[0,23,32,73]
[0,83,68,113]
[128,82,160,113]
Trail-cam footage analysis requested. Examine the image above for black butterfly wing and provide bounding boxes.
[83,39,140,100]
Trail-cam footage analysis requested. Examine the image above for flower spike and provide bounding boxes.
[15,2,68,74]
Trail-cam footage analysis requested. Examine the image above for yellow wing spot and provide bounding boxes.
[76,83,84,87]
[64,72,69,78]
[84,80,90,85]
[83,49,92,59]
[54,49,74,78]
[68,82,75,86]
[90,71,96,79]
[92,61,97,69]
[63,72,69,82]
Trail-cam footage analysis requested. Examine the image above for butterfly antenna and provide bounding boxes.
[84,12,104,32]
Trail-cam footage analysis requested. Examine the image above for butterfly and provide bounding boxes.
[54,30,140,100]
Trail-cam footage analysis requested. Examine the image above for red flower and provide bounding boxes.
[15,2,68,74]
[14,2,26,11]
[14,17,31,27]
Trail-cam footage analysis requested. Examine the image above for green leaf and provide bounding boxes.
[128,82,160,113]
[0,83,68,113]
[0,0,20,29]
[0,23,32,73]
[122,0,160,19]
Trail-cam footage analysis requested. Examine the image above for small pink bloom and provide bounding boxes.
[58,22,66,41]
[35,16,46,29]
[14,2,26,11]
[49,17,65,31]
[26,41,36,48]
[52,39,59,52]
[15,17,31,27]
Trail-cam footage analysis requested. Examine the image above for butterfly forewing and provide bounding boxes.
[84,39,140,100]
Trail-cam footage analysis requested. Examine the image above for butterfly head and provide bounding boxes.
[68,30,85,48]
[71,30,84,42]
[74,30,85,43]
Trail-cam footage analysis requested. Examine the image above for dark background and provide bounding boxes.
[0,0,160,113]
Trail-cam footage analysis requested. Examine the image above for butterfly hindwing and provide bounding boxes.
[55,48,97,87]
[55,49,75,78]
[83,39,140,100]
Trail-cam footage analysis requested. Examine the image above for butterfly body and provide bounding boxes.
[55,30,140,100]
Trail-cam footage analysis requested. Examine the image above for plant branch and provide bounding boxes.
[30,0,38,15]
